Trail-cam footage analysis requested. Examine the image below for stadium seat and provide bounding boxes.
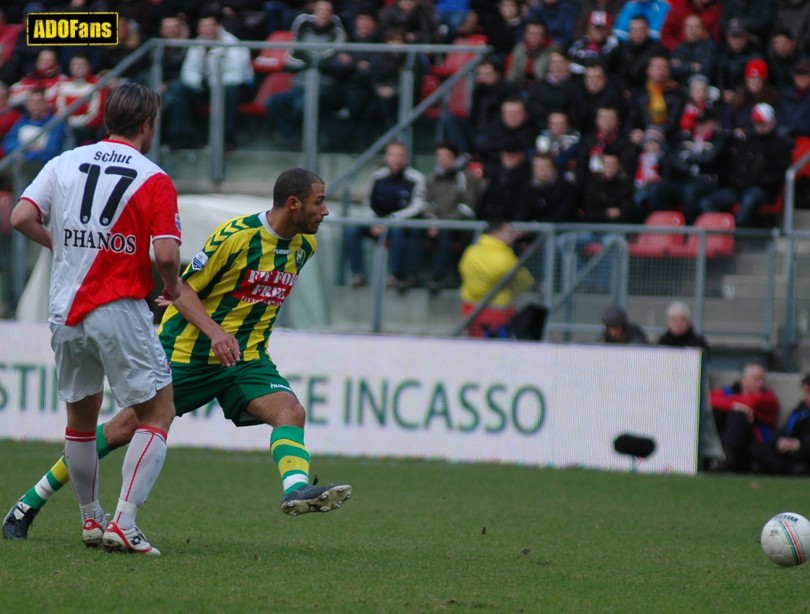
[420,74,469,120]
[430,35,487,77]
[0,190,12,234]
[792,136,810,180]
[669,212,735,259]
[420,74,442,119]
[252,30,294,74]
[237,72,293,116]
[628,210,686,258]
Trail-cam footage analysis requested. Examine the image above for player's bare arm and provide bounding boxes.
[153,237,183,300]
[10,200,53,250]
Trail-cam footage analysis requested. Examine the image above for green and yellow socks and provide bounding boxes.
[270,425,311,494]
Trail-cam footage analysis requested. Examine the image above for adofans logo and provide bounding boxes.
[27,12,118,46]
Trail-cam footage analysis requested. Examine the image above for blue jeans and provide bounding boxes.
[698,186,767,227]
[265,87,304,143]
[346,226,422,280]
[647,180,718,224]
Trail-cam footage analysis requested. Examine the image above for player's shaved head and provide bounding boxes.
[273,168,324,207]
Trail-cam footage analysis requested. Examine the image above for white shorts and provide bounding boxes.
[50,299,172,407]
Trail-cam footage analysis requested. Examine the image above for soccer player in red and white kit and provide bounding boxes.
[10,82,183,556]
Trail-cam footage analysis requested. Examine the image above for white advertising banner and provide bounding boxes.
[0,322,702,474]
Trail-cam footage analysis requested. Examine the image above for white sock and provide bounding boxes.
[115,426,167,530]
[64,428,98,507]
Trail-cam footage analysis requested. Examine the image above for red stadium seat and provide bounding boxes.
[628,210,685,258]
[431,35,487,78]
[252,30,294,74]
[237,72,293,116]
[669,212,735,259]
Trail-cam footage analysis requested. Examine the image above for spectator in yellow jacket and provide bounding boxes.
[459,219,535,337]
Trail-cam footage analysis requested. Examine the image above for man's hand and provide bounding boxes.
[731,402,754,422]
[776,437,801,454]
[210,329,241,367]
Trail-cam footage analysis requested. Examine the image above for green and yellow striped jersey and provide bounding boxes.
[159,212,316,364]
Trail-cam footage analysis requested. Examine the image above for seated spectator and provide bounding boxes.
[435,0,472,43]
[779,58,810,138]
[0,81,20,191]
[2,88,67,186]
[518,152,575,222]
[614,0,671,43]
[379,0,439,44]
[96,15,147,84]
[459,219,536,338]
[506,17,552,90]
[346,141,427,290]
[647,107,728,223]
[575,149,635,224]
[474,97,536,178]
[697,103,791,227]
[0,4,48,87]
[525,45,577,130]
[769,28,800,90]
[709,360,781,473]
[575,105,638,185]
[264,0,345,148]
[626,53,687,145]
[442,57,520,157]
[54,54,106,146]
[567,10,620,75]
[749,374,810,476]
[569,58,625,136]
[669,14,718,86]
[632,126,667,219]
[714,19,761,105]
[571,0,625,41]
[771,0,810,49]
[9,48,66,109]
[0,8,21,68]
[660,0,721,53]
[600,304,648,344]
[478,144,532,222]
[217,0,268,41]
[719,0,773,45]
[615,15,668,92]
[722,58,781,134]
[678,73,717,136]
[534,109,580,180]
[478,0,526,58]
[527,0,580,50]
[167,8,254,150]
[424,141,485,292]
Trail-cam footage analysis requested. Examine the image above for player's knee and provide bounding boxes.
[103,407,140,447]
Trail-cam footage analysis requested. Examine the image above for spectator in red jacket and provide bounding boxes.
[708,360,781,473]
[660,0,721,53]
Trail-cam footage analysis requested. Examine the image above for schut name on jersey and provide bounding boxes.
[63,227,136,253]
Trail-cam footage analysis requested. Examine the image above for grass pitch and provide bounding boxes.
[1,440,809,613]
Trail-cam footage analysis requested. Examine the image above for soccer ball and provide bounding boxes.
[761,512,810,567]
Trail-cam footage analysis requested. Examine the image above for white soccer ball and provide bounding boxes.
[761,512,810,567]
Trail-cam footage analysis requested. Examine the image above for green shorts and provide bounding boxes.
[170,358,295,427]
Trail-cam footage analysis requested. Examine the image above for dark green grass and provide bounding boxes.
[1,440,809,613]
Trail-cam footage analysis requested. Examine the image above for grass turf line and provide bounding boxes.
[2,440,810,613]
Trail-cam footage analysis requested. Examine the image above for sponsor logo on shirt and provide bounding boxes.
[63,228,136,253]
[275,248,290,255]
[191,251,208,271]
[233,268,298,306]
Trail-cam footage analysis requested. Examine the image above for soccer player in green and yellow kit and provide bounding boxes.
[4,167,351,542]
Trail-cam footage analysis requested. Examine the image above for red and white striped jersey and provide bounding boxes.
[21,138,182,326]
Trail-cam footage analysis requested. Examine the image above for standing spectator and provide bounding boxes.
[627,53,688,144]
[264,0,345,148]
[442,57,520,157]
[346,141,427,290]
[534,109,581,179]
[698,103,791,227]
[600,304,648,344]
[518,151,575,222]
[527,0,580,50]
[714,19,761,104]
[709,360,781,473]
[379,0,440,44]
[616,15,669,91]
[3,89,67,187]
[9,83,182,554]
[8,48,66,108]
[169,9,254,150]
[459,219,535,338]
[779,58,810,137]
[660,0,721,53]
[750,374,810,476]
[647,107,728,223]
[424,141,485,292]
[54,54,106,146]
[769,29,800,90]
[506,17,553,90]
[525,45,577,131]
[474,97,536,178]
[722,57,781,134]
[669,14,718,86]
[569,58,624,136]
[613,0,672,42]
[568,10,621,76]
[478,144,532,222]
